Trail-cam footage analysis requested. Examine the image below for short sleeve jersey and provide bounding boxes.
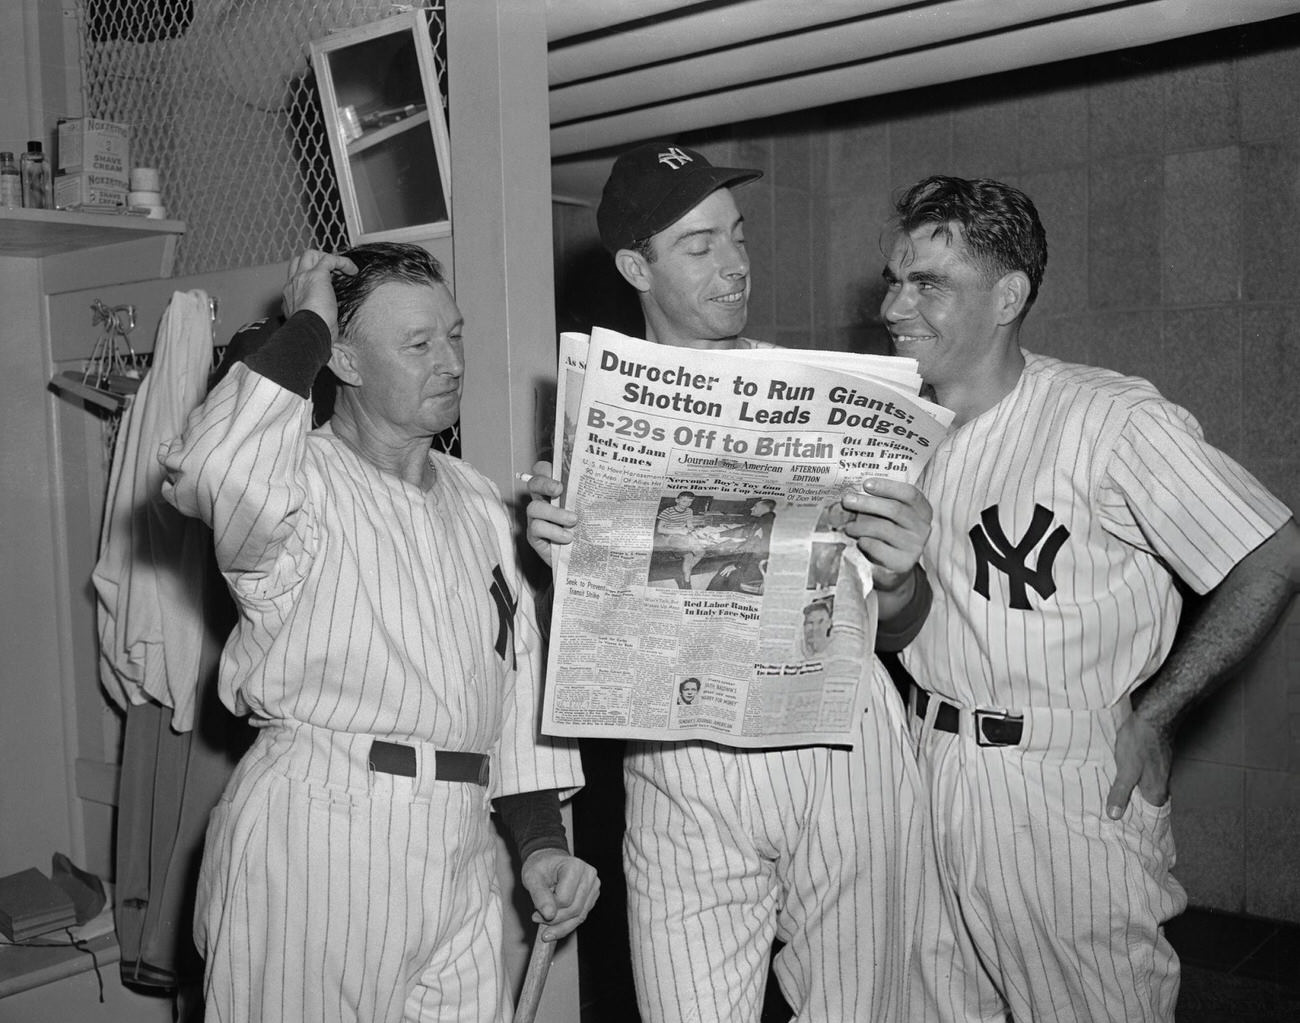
[902,351,1291,711]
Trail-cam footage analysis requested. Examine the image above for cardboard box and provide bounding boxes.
[56,117,130,183]
[54,171,128,210]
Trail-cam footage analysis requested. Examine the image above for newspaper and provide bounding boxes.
[541,327,952,748]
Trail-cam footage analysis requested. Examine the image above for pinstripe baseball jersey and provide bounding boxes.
[161,354,580,800]
[903,351,1291,711]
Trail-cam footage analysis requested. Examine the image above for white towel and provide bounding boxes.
[93,290,214,731]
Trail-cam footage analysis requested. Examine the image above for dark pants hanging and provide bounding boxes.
[114,557,252,991]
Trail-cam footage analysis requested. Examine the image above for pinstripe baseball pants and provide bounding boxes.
[194,724,508,1023]
[623,666,926,1022]
[910,700,1186,1023]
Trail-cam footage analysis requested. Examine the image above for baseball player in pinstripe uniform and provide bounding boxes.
[525,141,936,1022]
[161,244,599,1023]
[878,176,1300,1022]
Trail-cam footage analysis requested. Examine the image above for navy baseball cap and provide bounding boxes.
[597,141,763,253]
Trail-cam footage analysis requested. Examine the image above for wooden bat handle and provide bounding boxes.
[514,927,556,1023]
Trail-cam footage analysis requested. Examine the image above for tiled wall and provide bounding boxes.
[554,18,1300,922]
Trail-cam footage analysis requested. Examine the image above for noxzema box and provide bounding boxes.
[56,117,131,184]
[54,171,128,210]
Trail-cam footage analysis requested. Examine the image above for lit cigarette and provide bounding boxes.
[514,472,535,484]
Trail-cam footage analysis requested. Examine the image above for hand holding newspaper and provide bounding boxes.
[541,327,952,749]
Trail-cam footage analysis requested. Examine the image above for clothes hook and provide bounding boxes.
[90,299,136,337]
[111,304,136,335]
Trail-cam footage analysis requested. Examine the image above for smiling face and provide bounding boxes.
[879,225,1010,396]
[632,188,750,348]
[338,280,465,439]
[679,679,700,704]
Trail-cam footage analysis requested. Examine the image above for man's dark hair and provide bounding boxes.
[334,242,447,339]
[892,176,1048,315]
[630,236,656,264]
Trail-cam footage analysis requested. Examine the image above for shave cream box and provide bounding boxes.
[54,171,129,210]
[56,117,131,185]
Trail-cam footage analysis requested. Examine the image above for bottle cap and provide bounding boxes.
[130,167,160,191]
[26,141,43,154]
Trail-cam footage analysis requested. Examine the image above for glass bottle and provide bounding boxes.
[20,141,51,209]
[0,152,20,209]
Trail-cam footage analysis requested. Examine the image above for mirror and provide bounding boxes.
[311,10,452,244]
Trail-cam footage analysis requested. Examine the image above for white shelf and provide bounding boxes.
[0,208,187,290]
[0,208,184,259]
[347,110,431,156]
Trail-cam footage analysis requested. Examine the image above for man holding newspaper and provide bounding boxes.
[525,142,942,1022]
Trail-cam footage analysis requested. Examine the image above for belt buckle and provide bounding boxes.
[369,739,417,777]
[974,708,1023,747]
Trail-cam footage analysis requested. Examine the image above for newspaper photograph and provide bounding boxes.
[541,326,952,749]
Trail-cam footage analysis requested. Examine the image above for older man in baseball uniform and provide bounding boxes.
[881,176,1300,1022]
[162,243,599,1023]
[525,141,935,1022]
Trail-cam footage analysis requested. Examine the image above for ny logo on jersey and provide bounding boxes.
[657,146,693,170]
[488,565,518,669]
[969,503,1070,610]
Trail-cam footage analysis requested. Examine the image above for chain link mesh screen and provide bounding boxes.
[75,0,458,454]
[76,0,446,276]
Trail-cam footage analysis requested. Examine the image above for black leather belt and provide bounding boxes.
[912,686,1024,748]
[368,740,490,786]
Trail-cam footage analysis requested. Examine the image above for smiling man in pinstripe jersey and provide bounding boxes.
[161,243,599,1023]
[882,176,1300,1023]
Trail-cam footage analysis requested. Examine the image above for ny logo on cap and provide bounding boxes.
[658,146,693,170]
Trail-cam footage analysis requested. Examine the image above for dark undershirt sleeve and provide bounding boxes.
[536,584,555,644]
[492,789,568,864]
[239,309,333,398]
[875,565,933,652]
